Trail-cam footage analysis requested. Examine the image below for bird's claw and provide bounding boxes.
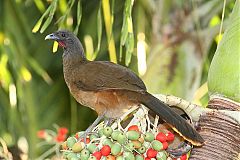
[166,142,192,158]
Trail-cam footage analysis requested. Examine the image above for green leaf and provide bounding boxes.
[125,33,134,66]
[93,4,102,60]
[40,0,58,33]
[32,3,52,33]
[74,0,82,34]
[208,0,240,102]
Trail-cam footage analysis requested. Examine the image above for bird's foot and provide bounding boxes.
[166,142,192,158]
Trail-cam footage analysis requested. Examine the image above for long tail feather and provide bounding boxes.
[140,93,204,146]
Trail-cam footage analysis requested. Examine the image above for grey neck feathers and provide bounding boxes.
[62,37,87,69]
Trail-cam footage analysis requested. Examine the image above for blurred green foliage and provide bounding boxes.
[0,0,235,159]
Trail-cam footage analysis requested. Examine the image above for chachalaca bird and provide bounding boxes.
[45,30,204,147]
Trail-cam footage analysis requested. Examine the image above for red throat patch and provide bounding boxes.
[58,41,66,48]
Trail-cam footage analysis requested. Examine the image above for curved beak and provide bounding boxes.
[45,33,60,40]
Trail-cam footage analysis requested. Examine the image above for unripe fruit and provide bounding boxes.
[135,154,144,160]
[132,140,142,149]
[90,134,99,141]
[156,151,167,160]
[155,133,167,142]
[162,142,168,150]
[127,125,140,132]
[103,138,114,147]
[146,148,157,158]
[80,149,90,160]
[111,143,122,156]
[151,140,163,151]
[127,131,140,140]
[87,143,97,153]
[67,137,77,148]
[98,129,104,137]
[66,152,78,160]
[116,156,124,160]
[92,151,102,160]
[144,132,154,142]
[117,133,127,144]
[123,151,135,160]
[72,142,84,152]
[103,127,113,137]
[100,145,111,156]
[137,146,146,154]
[89,156,97,160]
[125,142,135,151]
[166,132,174,142]
[111,131,121,140]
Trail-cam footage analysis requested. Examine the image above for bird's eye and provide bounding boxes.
[62,33,66,37]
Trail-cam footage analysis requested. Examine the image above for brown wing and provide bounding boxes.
[71,61,146,92]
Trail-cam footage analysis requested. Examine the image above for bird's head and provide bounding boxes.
[45,30,77,48]
[45,30,85,59]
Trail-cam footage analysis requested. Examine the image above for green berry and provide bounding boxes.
[88,156,97,160]
[72,142,84,152]
[80,149,90,160]
[137,146,146,154]
[89,134,99,141]
[144,132,155,142]
[116,156,124,160]
[103,127,113,137]
[127,131,140,140]
[125,142,135,151]
[135,154,144,160]
[103,138,114,147]
[123,151,135,160]
[67,152,78,160]
[111,130,121,140]
[151,140,163,151]
[98,128,104,137]
[117,132,127,144]
[111,143,122,156]
[156,151,167,160]
[67,137,77,148]
[87,143,97,153]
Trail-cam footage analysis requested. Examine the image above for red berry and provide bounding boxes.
[127,125,140,132]
[146,148,157,158]
[58,127,68,135]
[80,138,90,144]
[56,134,66,142]
[37,130,46,139]
[166,131,175,141]
[92,151,102,160]
[162,141,168,150]
[180,154,187,160]
[145,158,151,160]
[156,132,167,142]
[100,145,111,156]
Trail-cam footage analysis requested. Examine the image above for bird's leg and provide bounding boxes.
[104,118,115,126]
[166,142,192,158]
[79,113,105,143]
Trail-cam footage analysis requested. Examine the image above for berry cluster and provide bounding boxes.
[61,125,187,160]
